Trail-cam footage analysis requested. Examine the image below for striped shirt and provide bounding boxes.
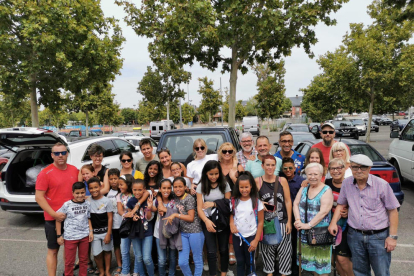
[236,148,258,169]
[337,174,400,231]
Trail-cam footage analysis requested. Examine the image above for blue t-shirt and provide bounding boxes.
[274,149,305,175]
[280,173,305,203]
[84,181,91,196]
[126,197,154,237]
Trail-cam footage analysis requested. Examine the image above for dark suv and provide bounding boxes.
[157,127,241,165]
[332,120,359,139]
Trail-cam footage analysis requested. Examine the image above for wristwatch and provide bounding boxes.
[57,235,62,238]
[389,235,398,240]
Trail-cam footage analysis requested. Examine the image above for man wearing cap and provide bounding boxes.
[328,154,400,276]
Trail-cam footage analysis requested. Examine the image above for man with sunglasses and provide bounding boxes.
[35,142,79,276]
[136,138,159,173]
[328,154,400,276]
[236,132,257,169]
[274,131,305,174]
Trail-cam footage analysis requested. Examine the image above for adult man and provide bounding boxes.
[135,138,159,172]
[236,132,257,169]
[328,154,400,276]
[274,131,305,174]
[245,135,282,178]
[35,142,79,276]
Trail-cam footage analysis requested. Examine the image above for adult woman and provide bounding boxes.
[325,158,354,276]
[255,155,292,276]
[158,148,187,178]
[326,142,352,179]
[186,139,218,195]
[79,144,110,193]
[293,163,334,276]
[119,151,144,179]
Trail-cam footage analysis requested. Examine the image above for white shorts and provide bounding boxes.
[91,233,113,256]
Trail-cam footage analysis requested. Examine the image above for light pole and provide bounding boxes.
[219,106,223,126]
[179,98,183,129]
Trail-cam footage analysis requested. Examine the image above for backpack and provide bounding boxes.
[231,197,263,241]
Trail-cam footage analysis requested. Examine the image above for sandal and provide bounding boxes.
[229,252,236,265]
[94,268,100,275]
[87,262,95,274]
[113,267,122,276]
[74,260,79,271]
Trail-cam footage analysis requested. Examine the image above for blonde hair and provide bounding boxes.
[193,138,207,159]
[218,142,236,162]
[329,142,350,164]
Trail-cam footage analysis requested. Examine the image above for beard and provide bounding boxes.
[241,145,253,152]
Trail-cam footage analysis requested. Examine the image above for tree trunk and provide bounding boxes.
[85,110,89,136]
[166,100,170,130]
[366,91,375,143]
[30,75,39,127]
[228,46,238,128]
[268,117,270,131]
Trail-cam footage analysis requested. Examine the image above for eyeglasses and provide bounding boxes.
[322,131,335,134]
[283,166,295,171]
[334,149,345,153]
[329,166,344,171]
[121,159,132,163]
[241,140,252,143]
[195,146,205,151]
[350,165,369,171]
[222,149,234,154]
[280,140,293,144]
[52,151,67,156]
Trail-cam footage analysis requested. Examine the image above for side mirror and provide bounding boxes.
[273,142,279,146]
[390,131,399,139]
[134,146,140,152]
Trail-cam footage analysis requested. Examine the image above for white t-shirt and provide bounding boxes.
[233,198,264,238]
[186,154,218,184]
[107,189,122,229]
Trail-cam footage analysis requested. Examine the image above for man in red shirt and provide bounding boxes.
[35,142,79,276]
[311,122,341,165]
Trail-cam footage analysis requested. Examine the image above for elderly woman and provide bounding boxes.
[326,142,352,179]
[294,163,334,276]
[325,158,354,276]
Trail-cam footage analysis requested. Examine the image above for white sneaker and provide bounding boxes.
[132,273,138,276]
[203,263,209,271]
[227,271,235,276]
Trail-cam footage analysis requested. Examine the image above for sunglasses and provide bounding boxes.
[52,151,68,156]
[283,166,295,171]
[322,131,335,134]
[350,165,369,171]
[222,149,233,154]
[280,140,293,144]
[195,146,205,151]
[157,147,170,154]
[121,159,132,163]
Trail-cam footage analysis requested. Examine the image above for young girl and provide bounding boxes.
[144,160,163,194]
[301,148,326,186]
[196,160,231,276]
[150,179,177,276]
[81,164,95,196]
[126,179,155,276]
[169,162,192,191]
[230,171,264,276]
[164,177,204,276]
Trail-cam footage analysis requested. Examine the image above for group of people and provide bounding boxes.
[35,122,400,276]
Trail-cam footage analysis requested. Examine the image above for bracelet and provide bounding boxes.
[308,222,313,228]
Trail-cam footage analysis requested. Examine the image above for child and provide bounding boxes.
[144,160,163,194]
[126,179,155,276]
[169,162,191,191]
[56,182,93,276]
[230,171,264,276]
[164,177,204,276]
[151,179,177,276]
[196,160,231,276]
[106,168,122,276]
[87,177,113,276]
[81,164,95,196]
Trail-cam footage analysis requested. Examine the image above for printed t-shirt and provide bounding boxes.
[136,155,160,174]
[126,197,154,237]
[107,189,122,229]
[153,198,176,239]
[275,149,305,175]
[116,193,133,215]
[196,182,231,216]
[57,200,91,240]
[175,193,202,233]
[88,196,113,235]
[233,198,264,237]
[35,164,79,221]
[186,154,218,184]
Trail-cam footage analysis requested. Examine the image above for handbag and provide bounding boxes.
[262,177,283,245]
[119,217,133,239]
[304,186,334,246]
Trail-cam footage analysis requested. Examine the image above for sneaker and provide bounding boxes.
[227,271,235,276]
[132,273,139,276]
[203,263,209,271]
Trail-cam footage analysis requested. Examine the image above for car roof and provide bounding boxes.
[288,124,308,126]
[291,132,315,135]
[68,136,131,146]
[162,127,235,134]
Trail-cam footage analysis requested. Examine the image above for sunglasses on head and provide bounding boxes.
[52,151,67,156]
[195,146,205,151]
[322,130,335,134]
[222,149,233,154]
[121,159,132,163]
[156,147,170,154]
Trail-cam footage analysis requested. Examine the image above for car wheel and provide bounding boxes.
[393,160,405,185]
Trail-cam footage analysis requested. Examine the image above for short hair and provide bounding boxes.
[239,132,253,141]
[282,157,295,165]
[218,142,237,161]
[329,142,350,163]
[108,168,120,177]
[132,178,145,187]
[87,177,101,187]
[139,138,153,149]
[52,142,68,152]
[261,154,276,164]
[72,182,86,192]
[256,135,270,145]
[279,131,293,139]
[304,163,324,175]
[328,158,346,169]
[88,144,104,157]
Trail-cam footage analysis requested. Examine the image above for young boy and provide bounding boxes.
[56,182,93,276]
[106,168,122,275]
[136,138,159,172]
[87,177,113,276]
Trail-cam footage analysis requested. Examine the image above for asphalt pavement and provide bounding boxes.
[0,125,413,276]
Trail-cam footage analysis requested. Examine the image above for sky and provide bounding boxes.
[100,0,374,109]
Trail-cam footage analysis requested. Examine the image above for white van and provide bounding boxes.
[242,116,260,136]
[150,120,175,141]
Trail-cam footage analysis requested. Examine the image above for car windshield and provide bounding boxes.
[348,145,383,162]
[333,121,353,128]
[399,120,409,124]
[292,133,316,144]
[286,125,309,132]
[352,120,364,125]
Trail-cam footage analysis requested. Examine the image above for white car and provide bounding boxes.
[0,127,141,214]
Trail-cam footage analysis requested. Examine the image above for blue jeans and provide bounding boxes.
[120,237,140,274]
[155,238,177,276]
[135,235,155,276]
[178,232,205,276]
[347,227,391,276]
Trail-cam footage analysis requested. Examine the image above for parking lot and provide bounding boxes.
[0,125,413,275]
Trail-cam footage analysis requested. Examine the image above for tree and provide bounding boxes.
[385,0,414,21]
[235,101,247,121]
[0,0,124,127]
[116,0,349,128]
[282,98,292,113]
[93,93,123,126]
[38,108,68,129]
[197,77,222,123]
[182,103,196,124]
[121,108,137,125]
[245,97,258,116]
[0,93,31,127]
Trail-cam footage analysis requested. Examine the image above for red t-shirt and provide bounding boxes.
[35,164,79,221]
[311,141,351,166]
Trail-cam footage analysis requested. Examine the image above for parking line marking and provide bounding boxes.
[398,244,414,248]
[393,259,414,264]
[0,226,43,231]
[0,238,45,243]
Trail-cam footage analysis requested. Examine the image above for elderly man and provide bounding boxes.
[236,132,257,169]
[328,154,400,276]
[274,131,305,174]
[245,135,282,178]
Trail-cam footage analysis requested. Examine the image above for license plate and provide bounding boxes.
[342,133,350,136]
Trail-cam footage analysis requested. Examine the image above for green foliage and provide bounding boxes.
[385,0,414,21]
[121,108,138,124]
[39,108,68,129]
[93,92,123,126]
[182,103,196,124]
[282,98,292,113]
[197,77,222,123]
[116,0,349,127]
[0,93,31,127]
[235,100,247,121]
[245,97,258,116]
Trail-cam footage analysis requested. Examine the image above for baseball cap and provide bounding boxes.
[321,122,335,130]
